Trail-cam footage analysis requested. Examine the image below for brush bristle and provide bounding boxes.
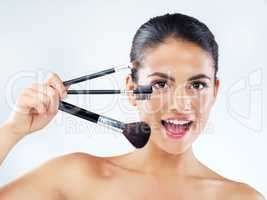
[123,122,151,148]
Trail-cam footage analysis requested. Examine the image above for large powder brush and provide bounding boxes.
[58,101,151,148]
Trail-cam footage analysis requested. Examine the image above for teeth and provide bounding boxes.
[165,119,191,125]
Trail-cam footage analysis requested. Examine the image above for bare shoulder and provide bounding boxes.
[206,174,265,200]
[27,152,105,180]
[0,152,107,199]
[225,181,265,200]
[50,152,104,174]
[196,163,265,200]
[41,152,110,186]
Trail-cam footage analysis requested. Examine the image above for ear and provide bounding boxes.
[213,78,220,100]
[125,74,138,107]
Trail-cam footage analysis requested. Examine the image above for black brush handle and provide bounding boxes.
[58,101,125,132]
[66,86,152,95]
[67,90,121,94]
[63,68,115,86]
[58,101,99,123]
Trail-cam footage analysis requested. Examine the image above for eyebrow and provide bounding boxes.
[146,72,211,82]
[147,72,175,82]
[188,74,211,81]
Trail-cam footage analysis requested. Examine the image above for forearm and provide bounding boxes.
[0,123,24,166]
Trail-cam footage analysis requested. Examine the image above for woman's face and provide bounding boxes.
[126,37,219,155]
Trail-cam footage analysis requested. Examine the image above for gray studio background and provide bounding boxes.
[0,0,266,196]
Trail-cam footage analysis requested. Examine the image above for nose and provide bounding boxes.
[168,86,192,113]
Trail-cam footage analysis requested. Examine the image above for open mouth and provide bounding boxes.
[161,119,193,139]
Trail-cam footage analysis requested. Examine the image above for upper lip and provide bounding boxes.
[162,116,195,122]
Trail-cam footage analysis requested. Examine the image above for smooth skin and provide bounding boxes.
[0,37,265,200]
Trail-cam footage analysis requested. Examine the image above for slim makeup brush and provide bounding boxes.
[66,85,152,100]
[58,101,151,148]
[63,64,132,86]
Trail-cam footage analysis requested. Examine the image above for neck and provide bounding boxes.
[118,139,200,177]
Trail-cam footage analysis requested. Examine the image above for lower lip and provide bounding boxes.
[162,122,192,139]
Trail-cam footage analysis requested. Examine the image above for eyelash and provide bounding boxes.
[150,80,209,91]
[150,80,170,90]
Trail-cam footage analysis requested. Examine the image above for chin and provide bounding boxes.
[150,135,193,156]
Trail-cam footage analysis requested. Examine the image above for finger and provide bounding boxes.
[43,85,59,115]
[28,84,53,101]
[45,73,67,99]
[27,85,59,115]
[16,92,48,115]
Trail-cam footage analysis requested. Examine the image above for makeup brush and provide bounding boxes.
[63,64,132,86]
[58,101,151,148]
[66,85,152,100]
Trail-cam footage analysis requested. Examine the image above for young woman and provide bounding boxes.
[0,13,264,200]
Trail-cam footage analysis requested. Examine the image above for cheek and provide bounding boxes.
[192,91,214,114]
[136,95,168,130]
[192,91,215,131]
[137,93,169,115]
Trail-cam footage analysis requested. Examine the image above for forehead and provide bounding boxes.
[138,38,214,80]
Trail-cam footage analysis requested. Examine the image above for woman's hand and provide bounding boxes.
[6,73,68,138]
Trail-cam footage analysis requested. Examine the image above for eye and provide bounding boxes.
[190,81,208,91]
[151,80,169,90]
